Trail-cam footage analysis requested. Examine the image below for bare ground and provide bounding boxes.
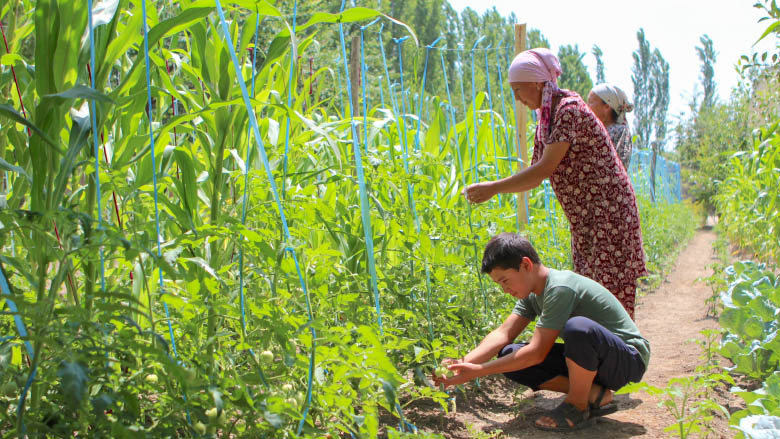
[399,227,742,438]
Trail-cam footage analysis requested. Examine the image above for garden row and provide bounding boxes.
[708,103,780,438]
[0,1,688,437]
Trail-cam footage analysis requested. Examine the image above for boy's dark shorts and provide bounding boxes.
[498,316,646,391]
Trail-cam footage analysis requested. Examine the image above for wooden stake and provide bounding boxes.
[513,23,529,227]
[349,35,361,117]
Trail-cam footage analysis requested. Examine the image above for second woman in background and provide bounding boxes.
[587,84,634,170]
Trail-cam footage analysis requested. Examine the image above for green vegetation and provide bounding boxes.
[557,44,593,100]
[716,121,780,263]
[0,0,692,437]
[694,2,780,437]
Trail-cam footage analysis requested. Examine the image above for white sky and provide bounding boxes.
[447,0,776,129]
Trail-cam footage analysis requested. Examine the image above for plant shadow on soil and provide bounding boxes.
[381,377,648,438]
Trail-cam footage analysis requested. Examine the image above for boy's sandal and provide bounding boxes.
[590,386,619,417]
[534,401,592,432]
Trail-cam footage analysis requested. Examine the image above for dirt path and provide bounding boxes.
[405,228,736,438]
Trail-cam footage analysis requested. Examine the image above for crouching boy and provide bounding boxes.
[436,233,649,431]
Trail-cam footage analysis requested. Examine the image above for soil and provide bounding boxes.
[396,226,743,438]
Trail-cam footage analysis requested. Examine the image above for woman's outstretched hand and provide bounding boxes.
[463,181,497,204]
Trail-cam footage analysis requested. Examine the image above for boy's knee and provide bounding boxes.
[562,316,595,343]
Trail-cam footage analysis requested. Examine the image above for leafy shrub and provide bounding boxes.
[718,261,780,381]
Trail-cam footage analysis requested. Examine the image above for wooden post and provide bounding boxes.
[349,35,361,118]
[513,23,529,227]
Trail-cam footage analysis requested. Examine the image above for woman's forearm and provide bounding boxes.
[493,166,545,194]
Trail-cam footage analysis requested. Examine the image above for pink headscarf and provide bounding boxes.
[508,48,574,144]
[508,48,562,84]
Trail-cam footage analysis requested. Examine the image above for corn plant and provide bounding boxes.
[716,120,780,265]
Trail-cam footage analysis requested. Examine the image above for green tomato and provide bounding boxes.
[205,407,218,422]
[145,373,158,384]
[281,383,294,392]
[193,421,207,435]
[435,366,452,378]
[259,350,274,365]
[285,397,298,407]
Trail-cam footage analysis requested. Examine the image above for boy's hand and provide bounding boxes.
[438,362,483,387]
[431,358,461,385]
[440,358,461,367]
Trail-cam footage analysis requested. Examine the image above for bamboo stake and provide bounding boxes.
[513,23,529,227]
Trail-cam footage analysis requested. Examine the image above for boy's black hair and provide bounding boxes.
[481,233,541,273]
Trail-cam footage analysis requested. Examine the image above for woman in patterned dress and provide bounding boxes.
[587,84,634,170]
[463,48,646,319]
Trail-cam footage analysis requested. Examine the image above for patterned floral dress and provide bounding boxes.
[607,123,633,170]
[532,93,647,318]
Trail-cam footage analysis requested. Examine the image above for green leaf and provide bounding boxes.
[58,361,89,409]
[258,34,291,72]
[89,0,120,28]
[0,104,61,152]
[748,296,777,322]
[720,308,745,332]
[174,148,199,219]
[210,386,224,413]
[190,0,282,17]
[102,6,143,77]
[279,9,418,46]
[379,378,396,408]
[743,316,765,339]
[11,345,21,367]
[183,257,225,285]
[91,394,114,416]
[148,7,214,47]
[0,157,30,181]
[132,263,144,299]
[0,54,24,66]
[160,294,187,309]
[41,85,114,105]
[754,20,780,46]
[263,410,283,428]
[51,106,91,208]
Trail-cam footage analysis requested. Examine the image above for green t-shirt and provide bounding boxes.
[512,269,650,367]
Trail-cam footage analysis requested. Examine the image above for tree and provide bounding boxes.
[631,28,656,150]
[527,29,550,49]
[696,34,717,109]
[649,49,669,198]
[558,45,593,99]
[651,49,670,150]
[592,45,605,84]
[631,29,670,199]
[674,99,751,214]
